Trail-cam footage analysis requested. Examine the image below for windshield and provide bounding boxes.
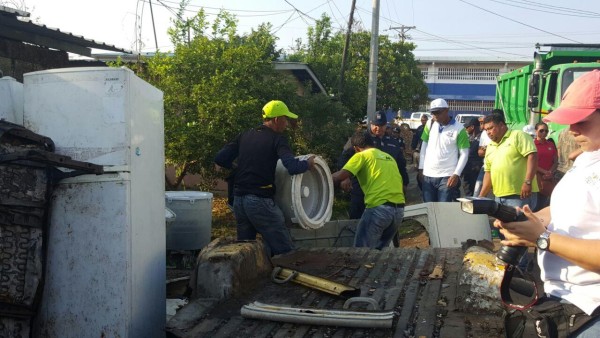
[561,68,599,94]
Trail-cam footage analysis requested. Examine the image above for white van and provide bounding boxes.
[406,112,432,130]
[454,113,484,127]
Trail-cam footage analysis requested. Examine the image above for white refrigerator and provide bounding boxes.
[23,67,165,337]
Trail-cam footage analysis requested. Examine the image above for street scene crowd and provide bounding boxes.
[215,70,600,337]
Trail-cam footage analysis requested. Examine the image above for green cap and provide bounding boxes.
[262,100,298,119]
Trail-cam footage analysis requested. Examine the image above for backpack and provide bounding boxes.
[501,264,599,338]
[504,297,599,338]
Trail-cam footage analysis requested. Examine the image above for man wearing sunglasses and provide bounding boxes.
[418,98,470,202]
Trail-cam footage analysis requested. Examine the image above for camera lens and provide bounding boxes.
[497,245,528,266]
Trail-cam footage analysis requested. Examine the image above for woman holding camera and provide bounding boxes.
[495,70,600,337]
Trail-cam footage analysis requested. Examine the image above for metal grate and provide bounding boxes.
[437,67,500,81]
[448,100,495,112]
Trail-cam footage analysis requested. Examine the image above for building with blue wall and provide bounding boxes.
[416,57,529,115]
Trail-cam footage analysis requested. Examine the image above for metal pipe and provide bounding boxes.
[240,302,394,328]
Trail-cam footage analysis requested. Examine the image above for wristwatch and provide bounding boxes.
[536,230,551,251]
[525,180,532,185]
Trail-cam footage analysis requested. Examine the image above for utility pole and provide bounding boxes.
[389,25,415,43]
[338,0,357,100]
[149,0,159,52]
[366,0,380,123]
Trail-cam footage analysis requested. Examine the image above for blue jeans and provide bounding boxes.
[354,204,404,249]
[473,166,485,197]
[422,176,461,202]
[573,316,600,337]
[233,194,295,256]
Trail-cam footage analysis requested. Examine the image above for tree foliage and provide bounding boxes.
[131,8,353,190]
[287,14,428,122]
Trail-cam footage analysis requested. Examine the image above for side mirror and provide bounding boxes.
[528,96,539,108]
[528,73,541,109]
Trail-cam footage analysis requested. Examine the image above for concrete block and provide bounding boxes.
[191,238,272,299]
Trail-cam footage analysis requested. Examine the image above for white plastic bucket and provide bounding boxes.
[165,191,213,250]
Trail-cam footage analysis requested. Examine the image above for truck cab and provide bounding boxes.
[495,44,600,142]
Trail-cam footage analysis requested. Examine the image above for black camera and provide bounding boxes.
[457,197,528,266]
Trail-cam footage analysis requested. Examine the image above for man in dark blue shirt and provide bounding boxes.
[215,100,314,255]
[411,114,429,191]
[461,117,483,196]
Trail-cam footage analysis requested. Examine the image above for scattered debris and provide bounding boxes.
[429,264,444,279]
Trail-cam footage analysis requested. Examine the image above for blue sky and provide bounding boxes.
[16,0,600,60]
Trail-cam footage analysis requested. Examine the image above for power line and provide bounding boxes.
[414,28,528,58]
[487,0,600,18]
[388,25,416,43]
[149,0,291,14]
[458,0,583,44]
[272,11,299,35]
[504,0,600,17]
[416,46,532,51]
[144,0,293,17]
[284,0,318,22]
[355,5,514,56]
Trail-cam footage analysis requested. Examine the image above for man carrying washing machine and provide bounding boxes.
[215,100,314,256]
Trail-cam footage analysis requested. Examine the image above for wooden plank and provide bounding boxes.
[382,248,419,311]
[413,279,442,337]
[393,249,432,338]
[183,317,223,337]
[413,249,446,337]
[438,248,468,338]
[211,316,246,338]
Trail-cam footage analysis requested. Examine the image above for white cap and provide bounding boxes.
[429,98,449,112]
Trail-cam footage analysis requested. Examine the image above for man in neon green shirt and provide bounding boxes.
[478,112,538,209]
[332,131,405,249]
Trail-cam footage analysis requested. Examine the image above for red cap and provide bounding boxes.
[543,69,600,124]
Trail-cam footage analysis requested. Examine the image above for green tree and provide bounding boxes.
[143,10,296,189]
[133,8,353,190]
[287,14,428,121]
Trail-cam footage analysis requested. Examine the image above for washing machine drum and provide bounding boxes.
[274,155,334,230]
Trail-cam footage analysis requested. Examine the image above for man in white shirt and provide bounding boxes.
[418,98,470,202]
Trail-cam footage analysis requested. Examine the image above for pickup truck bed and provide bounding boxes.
[167,246,505,338]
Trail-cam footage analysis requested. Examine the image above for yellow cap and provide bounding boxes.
[262,100,298,119]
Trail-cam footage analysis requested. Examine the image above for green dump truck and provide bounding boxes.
[495,44,600,142]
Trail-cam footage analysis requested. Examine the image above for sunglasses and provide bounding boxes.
[537,129,548,133]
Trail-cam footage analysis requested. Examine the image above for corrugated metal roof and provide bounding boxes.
[0,6,131,56]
